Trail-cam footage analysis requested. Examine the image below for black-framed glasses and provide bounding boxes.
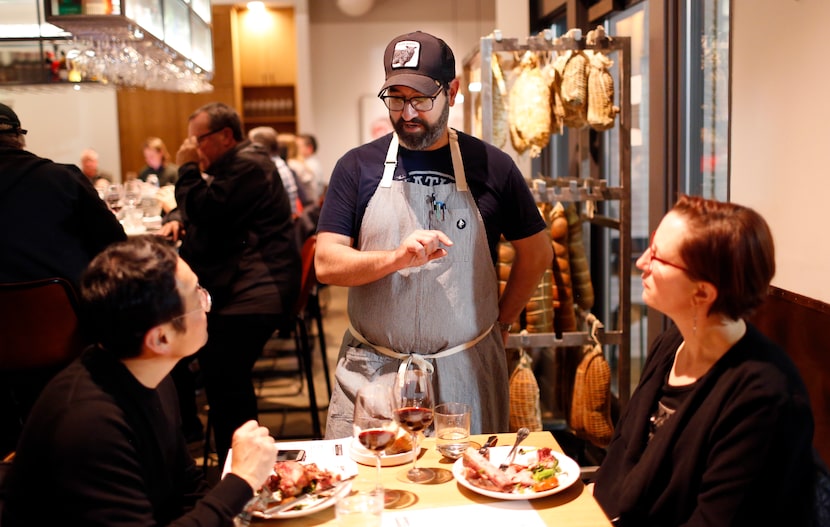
[379,91,442,112]
[171,285,212,322]
[645,231,690,274]
[195,128,223,143]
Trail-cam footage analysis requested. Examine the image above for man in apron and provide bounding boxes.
[316,31,552,438]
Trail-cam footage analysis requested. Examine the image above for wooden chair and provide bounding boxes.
[0,278,86,455]
[257,235,331,435]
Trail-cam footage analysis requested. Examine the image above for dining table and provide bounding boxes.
[250,431,613,526]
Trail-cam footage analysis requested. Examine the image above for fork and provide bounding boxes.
[234,486,273,526]
[498,427,530,471]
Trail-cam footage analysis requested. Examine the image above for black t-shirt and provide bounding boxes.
[317,131,546,263]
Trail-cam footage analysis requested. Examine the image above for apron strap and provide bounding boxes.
[448,128,468,192]
[347,321,494,369]
[380,134,399,188]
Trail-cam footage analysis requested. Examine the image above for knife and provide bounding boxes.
[259,474,357,517]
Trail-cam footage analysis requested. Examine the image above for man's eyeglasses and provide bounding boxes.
[380,92,442,112]
[195,128,224,143]
[644,231,690,274]
[171,285,212,322]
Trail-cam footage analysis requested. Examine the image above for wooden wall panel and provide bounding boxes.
[116,5,237,176]
[750,287,830,464]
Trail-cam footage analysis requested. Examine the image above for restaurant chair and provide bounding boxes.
[0,278,87,456]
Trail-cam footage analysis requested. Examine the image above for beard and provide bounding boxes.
[392,100,450,151]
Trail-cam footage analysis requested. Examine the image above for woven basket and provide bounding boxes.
[509,348,543,432]
[570,342,613,447]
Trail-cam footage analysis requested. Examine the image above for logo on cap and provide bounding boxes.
[391,40,421,70]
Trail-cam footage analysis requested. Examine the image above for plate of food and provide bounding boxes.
[250,460,352,519]
[349,428,421,467]
[452,445,579,500]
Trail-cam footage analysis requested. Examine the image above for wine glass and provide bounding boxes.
[394,358,435,483]
[104,183,124,216]
[353,382,399,493]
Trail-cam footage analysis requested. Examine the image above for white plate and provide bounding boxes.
[452,445,580,500]
[349,438,421,467]
[222,440,357,519]
[256,479,352,519]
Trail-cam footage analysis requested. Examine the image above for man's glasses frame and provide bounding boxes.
[195,128,224,143]
[171,285,212,323]
[379,91,442,112]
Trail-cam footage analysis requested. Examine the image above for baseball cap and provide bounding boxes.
[0,103,27,135]
[378,31,456,96]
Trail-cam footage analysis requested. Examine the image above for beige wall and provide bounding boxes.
[731,0,830,303]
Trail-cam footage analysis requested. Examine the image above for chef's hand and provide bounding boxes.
[398,229,453,268]
[176,136,200,167]
[155,220,183,242]
[228,420,276,492]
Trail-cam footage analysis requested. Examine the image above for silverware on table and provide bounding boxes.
[498,427,530,471]
[258,474,357,518]
[478,435,498,456]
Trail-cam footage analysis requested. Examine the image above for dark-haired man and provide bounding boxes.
[317,31,552,438]
[3,236,276,526]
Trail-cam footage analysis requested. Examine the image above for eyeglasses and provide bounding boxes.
[380,91,442,112]
[644,231,690,274]
[195,128,223,143]
[171,285,211,322]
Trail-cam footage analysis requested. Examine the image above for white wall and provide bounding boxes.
[731,0,830,303]
[0,84,121,179]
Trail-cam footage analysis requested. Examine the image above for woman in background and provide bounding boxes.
[593,195,816,526]
[139,137,179,187]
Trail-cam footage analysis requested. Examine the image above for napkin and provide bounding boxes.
[222,437,359,479]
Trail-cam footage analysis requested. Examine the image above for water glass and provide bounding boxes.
[434,402,471,460]
[335,490,383,527]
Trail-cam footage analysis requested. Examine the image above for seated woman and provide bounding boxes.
[593,195,816,526]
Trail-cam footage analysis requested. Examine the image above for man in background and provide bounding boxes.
[3,236,276,526]
[296,133,326,195]
[160,102,300,465]
[0,102,126,454]
[80,147,113,183]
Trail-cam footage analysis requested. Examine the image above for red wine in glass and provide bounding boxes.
[358,428,396,452]
[395,407,434,433]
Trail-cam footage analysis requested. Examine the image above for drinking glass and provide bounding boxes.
[394,359,435,483]
[434,402,471,460]
[353,383,399,492]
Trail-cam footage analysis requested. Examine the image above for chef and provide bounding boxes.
[316,31,551,438]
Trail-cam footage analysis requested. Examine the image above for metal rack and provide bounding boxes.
[463,30,633,408]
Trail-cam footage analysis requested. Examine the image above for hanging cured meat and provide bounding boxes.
[491,53,510,149]
[587,51,619,131]
[508,51,551,157]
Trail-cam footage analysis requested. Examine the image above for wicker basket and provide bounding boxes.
[570,342,613,447]
[509,348,543,432]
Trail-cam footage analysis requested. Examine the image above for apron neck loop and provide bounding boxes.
[380,130,467,191]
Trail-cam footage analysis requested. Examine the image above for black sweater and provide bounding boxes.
[3,347,253,526]
[593,323,815,527]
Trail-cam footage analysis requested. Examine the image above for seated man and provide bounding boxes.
[2,236,276,527]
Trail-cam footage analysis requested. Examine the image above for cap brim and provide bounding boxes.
[378,73,441,97]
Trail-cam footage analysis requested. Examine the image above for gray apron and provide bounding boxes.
[325,130,509,439]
